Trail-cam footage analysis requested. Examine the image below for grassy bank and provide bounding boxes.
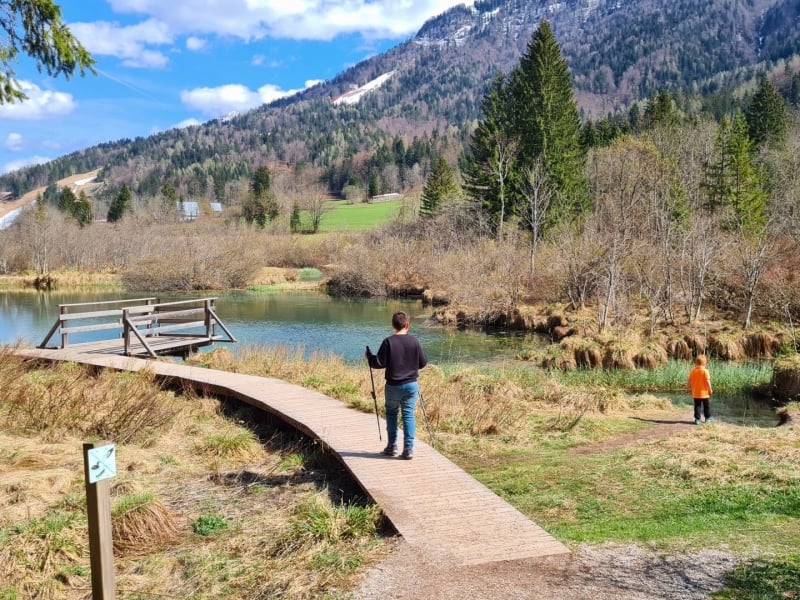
[2,345,799,598]
[0,348,388,599]
[0,270,123,292]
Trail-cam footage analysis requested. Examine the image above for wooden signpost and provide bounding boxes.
[83,441,117,600]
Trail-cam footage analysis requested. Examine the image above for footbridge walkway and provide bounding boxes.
[15,347,569,566]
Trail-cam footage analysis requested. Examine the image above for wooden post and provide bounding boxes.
[60,305,68,348]
[83,442,116,599]
[123,309,130,355]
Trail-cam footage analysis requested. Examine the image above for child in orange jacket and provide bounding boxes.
[687,354,713,425]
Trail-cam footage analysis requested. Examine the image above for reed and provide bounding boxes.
[554,359,772,394]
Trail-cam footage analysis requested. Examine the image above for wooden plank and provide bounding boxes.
[135,320,205,335]
[129,308,203,322]
[61,322,122,334]
[57,297,157,309]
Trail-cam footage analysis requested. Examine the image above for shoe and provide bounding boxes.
[400,448,413,460]
[705,417,714,423]
[694,419,701,425]
[381,444,398,456]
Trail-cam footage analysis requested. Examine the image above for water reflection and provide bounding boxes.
[657,391,777,428]
[0,290,547,365]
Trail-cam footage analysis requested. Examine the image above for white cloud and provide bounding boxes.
[186,36,207,51]
[251,54,265,66]
[5,133,24,152]
[0,81,77,120]
[104,0,473,41]
[70,19,172,68]
[2,155,51,175]
[180,82,308,116]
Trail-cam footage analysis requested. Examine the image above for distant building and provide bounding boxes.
[177,201,199,221]
[177,201,223,221]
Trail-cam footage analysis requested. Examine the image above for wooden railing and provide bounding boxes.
[38,297,236,357]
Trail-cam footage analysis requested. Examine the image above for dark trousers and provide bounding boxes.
[693,398,711,421]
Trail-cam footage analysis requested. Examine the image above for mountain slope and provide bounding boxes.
[2,0,798,201]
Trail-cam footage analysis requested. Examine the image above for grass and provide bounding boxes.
[2,344,799,597]
[554,359,773,394]
[0,348,388,599]
[316,199,403,231]
[713,554,800,599]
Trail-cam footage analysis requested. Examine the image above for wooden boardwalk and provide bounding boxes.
[15,347,569,566]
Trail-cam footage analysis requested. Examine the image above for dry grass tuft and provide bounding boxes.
[742,331,781,360]
[707,333,745,361]
[197,430,265,462]
[666,338,692,360]
[419,366,531,436]
[633,343,668,370]
[602,341,636,370]
[0,353,180,444]
[112,492,181,554]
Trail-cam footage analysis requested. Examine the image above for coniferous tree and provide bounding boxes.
[464,22,587,235]
[508,19,588,225]
[644,90,677,128]
[107,184,131,223]
[745,77,788,148]
[57,186,76,214]
[420,156,460,218]
[74,190,93,226]
[703,113,767,236]
[245,165,278,226]
[1,0,95,104]
[462,73,513,230]
[290,202,301,232]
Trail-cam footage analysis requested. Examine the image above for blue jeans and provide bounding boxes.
[385,381,418,451]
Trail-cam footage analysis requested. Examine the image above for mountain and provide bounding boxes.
[2,0,799,204]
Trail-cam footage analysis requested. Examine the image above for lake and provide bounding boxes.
[0,289,544,365]
[0,289,778,426]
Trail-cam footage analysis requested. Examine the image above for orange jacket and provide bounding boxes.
[688,366,712,399]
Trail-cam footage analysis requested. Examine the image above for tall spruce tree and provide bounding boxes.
[107,184,131,223]
[508,19,587,226]
[462,73,512,229]
[463,21,587,235]
[745,77,788,148]
[245,166,278,227]
[420,155,460,218]
[703,112,767,236]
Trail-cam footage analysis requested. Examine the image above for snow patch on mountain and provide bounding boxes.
[332,72,396,105]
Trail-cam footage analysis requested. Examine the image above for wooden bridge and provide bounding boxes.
[37,297,236,358]
[15,346,569,567]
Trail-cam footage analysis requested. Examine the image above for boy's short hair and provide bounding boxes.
[695,354,707,366]
[392,311,410,331]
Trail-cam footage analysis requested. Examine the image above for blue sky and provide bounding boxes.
[1,0,473,175]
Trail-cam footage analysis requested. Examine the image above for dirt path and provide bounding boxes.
[572,417,694,456]
[356,417,736,599]
[354,540,739,599]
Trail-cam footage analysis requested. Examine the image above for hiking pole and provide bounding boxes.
[418,391,436,450]
[366,346,382,440]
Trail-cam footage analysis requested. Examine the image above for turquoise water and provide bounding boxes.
[0,290,545,365]
[0,289,779,425]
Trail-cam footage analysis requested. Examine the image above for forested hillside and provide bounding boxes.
[1,0,800,209]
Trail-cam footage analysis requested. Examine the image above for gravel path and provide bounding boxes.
[355,540,741,599]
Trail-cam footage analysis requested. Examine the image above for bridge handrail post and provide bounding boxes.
[204,299,212,338]
[60,305,68,348]
[123,309,130,355]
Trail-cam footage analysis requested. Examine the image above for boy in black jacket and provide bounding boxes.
[366,311,427,459]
